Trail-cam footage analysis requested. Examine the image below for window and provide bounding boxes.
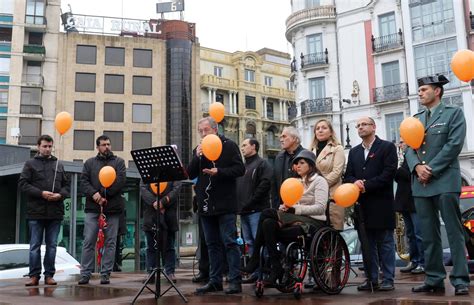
[75,73,96,92]
[73,130,94,150]
[74,101,95,121]
[105,47,125,66]
[442,94,463,108]
[0,249,29,270]
[20,87,41,114]
[0,0,14,14]
[133,76,152,95]
[382,61,400,86]
[19,118,40,145]
[245,95,256,109]
[28,32,42,45]
[132,132,152,150]
[104,74,124,94]
[264,76,273,86]
[215,93,224,103]
[0,91,7,105]
[103,130,123,151]
[76,45,97,65]
[214,66,223,77]
[306,0,320,8]
[307,34,322,54]
[309,77,325,99]
[378,12,396,37]
[104,102,124,122]
[0,27,12,43]
[414,38,458,89]
[267,102,274,120]
[410,0,455,42]
[245,122,256,138]
[133,49,152,68]
[286,80,295,91]
[132,104,152,123]
[0,117,6,143]
[26,0,45,24]
[244,69,255,82]
[385,112,404,143]
[0,57,10,74]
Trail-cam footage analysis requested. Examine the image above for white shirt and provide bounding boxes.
[362,138,376,160]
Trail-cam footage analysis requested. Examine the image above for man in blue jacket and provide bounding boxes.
[19,135,69,286]
[188,117,245,294]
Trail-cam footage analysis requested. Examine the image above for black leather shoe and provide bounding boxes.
[411,266,425,275]
[454,284,469,296]
[195,282,223,294]
[412,283,445,293]
[192,273,209,283]
[78,275,90,285]
[400,262,418,273]
[241,255,260,274]
[357,280,379,291]
[225,282,242,294]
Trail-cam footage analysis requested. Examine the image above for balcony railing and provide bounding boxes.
[22,74,44,86]
[200,74,236,88]
[371,29,404,53]
[25,15,47,25]
[23,45,46,54]
[301,98,333,116]
[286,5,336,34]
[373,83,408,103]
[288,104,297,121]
[301,49,328,69]
[20,104,43,114]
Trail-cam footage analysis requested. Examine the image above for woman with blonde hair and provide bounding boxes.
[311,118,346,231]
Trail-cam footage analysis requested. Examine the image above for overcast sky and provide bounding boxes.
[61,0,292,54]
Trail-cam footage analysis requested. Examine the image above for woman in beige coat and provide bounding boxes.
[311,119,346,231]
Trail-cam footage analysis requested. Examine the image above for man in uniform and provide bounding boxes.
[406,74,470,295]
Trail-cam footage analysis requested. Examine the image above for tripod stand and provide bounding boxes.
[131,146,188,304]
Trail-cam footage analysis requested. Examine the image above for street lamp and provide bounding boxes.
[339,99,352,150]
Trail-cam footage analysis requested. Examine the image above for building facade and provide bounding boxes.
[286,0,474,184]
[1,0,60,146]
[200,47,295,161]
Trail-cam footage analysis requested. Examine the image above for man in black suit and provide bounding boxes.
[344,117,397,291]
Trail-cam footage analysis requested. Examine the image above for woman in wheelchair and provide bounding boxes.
[241,150,329,285]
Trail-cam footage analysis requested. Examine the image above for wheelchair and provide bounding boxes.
[253,203,351,299]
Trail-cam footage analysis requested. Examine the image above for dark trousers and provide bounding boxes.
[197,215,209,275]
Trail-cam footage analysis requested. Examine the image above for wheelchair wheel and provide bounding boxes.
[310,228,350,295]
[293,282,303,299]
[255,281,264,298]
[276,242,307,293]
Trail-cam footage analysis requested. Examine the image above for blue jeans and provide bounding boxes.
[241,212,261,256]
[80,213,119,277]
[28,219,62,278]
[201,213,241,284]
[364,229,395,284]
[402,211,425,267]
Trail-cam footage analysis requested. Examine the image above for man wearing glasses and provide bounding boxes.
[406,75,470,295]
[344,117,398,291]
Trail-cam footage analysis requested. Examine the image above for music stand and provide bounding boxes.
[130,145,188,304]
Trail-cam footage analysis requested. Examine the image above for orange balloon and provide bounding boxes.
[399,117,424,150]
[98,166,116,188]
[333,183,360,208]
[55,111,73,135]
[209,102,225,123]
[451,49,474,82]
[201,134,222,161]
[150,182,168,195]
[280,178,304,207]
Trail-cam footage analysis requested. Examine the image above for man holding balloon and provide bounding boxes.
[77,135,126,285]
[187,117,245,295]
[405,75,470,296]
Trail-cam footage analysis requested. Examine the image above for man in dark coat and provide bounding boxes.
[395,141,424,275]
[187,116,245,294]
[78,135,126,285]
[141,181,182,283]
[344,117,397,291]
[19,135,69,286]
[272,126,304,209]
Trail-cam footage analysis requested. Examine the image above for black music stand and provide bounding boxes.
[130,145,188,304]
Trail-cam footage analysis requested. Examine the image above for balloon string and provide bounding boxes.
[202,162,215,214]
[51,135,62,192]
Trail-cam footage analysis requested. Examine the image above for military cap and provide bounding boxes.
[417,74,449,87]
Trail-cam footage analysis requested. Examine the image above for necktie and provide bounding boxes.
[426,109,431,125]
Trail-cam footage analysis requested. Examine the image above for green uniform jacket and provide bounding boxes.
[405,103,466,197]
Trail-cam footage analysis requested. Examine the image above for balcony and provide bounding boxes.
[301,49,328,70]
[371,29,404,53]
[286,5,336,41]
[22,74,44,87]
[262,86,295,100]
[200,74,236,90]
[20,104,43,115]
[373,83,408,103]
[25,15,47,32]
[23,45,46,61]
[301,98,333,116]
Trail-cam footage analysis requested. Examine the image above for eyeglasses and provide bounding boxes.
[355,122,374,129]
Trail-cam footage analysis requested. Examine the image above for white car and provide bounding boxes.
[0,244,80,280]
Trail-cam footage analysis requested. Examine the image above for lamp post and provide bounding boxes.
[339,99,351,150]
[345,123,352,149]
